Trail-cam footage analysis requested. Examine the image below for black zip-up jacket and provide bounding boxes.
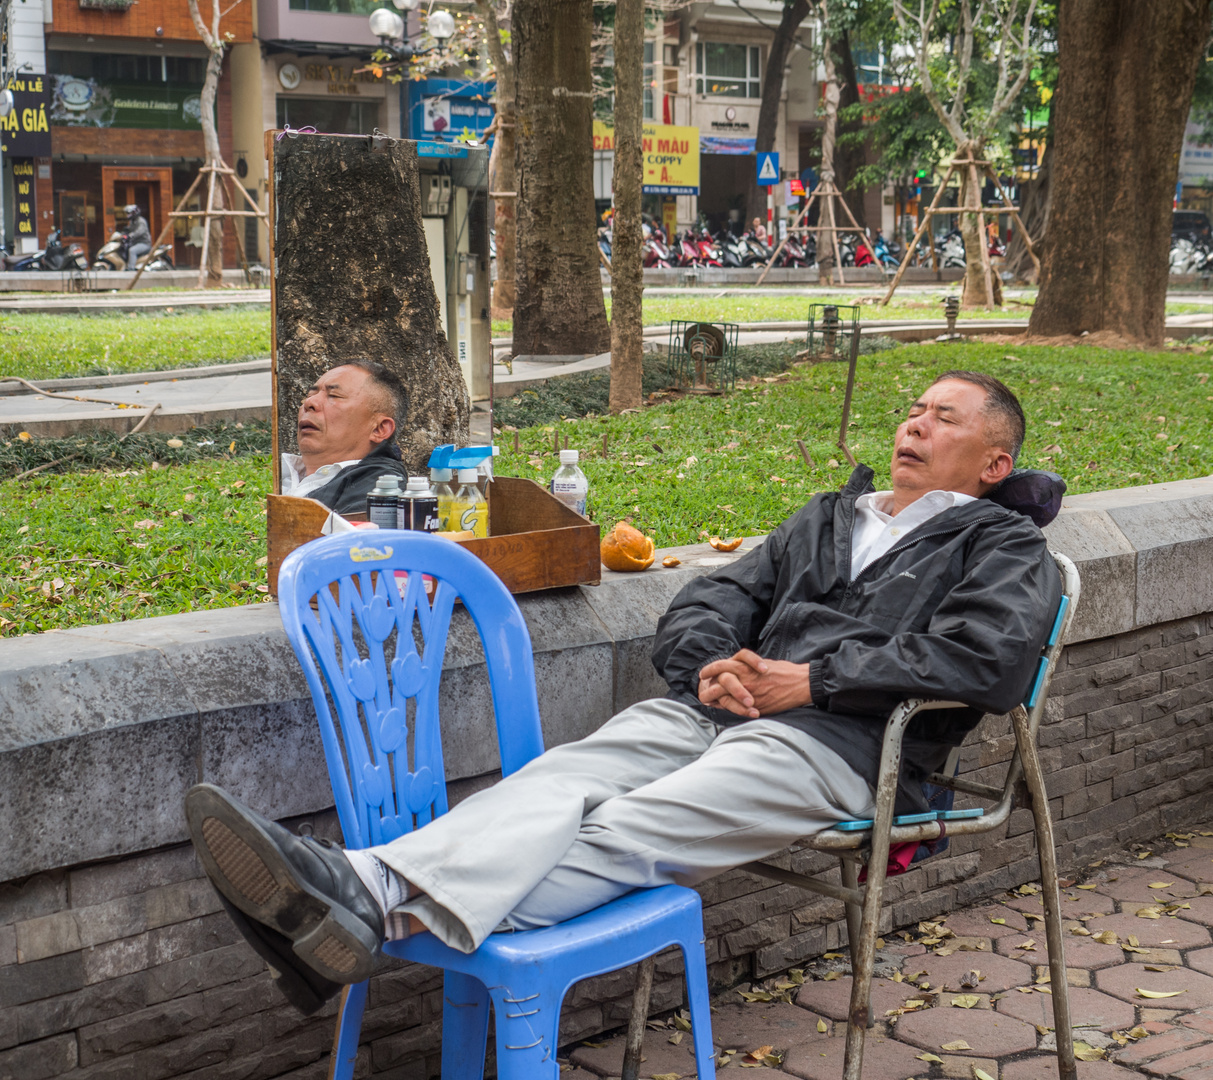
[651,464,1062,815]
[303,441,409,516]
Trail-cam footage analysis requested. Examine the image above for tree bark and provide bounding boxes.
[608,0,644,413]
[832,29,866,230]
[817,18,840,285]
[477,0,516,320]
[747,0,812,227]
[512,0,610,357]
[1029,0,1211,345]
[959,149,1002,306]
[272,136,469,476]
[191,0,227,287]
[1004,139,1050,283]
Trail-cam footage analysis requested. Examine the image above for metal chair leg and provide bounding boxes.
[621,956,656,1080]
[1011,706,1078,1080]
[839,856,864,988]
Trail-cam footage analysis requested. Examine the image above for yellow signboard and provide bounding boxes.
[593,121,700,195]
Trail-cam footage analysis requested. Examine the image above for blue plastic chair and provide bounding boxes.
[277,531,717,1080]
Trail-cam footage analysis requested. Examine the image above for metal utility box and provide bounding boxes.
[418,146,491,403]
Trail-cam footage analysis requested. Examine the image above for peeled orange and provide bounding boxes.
[601,522,656,572]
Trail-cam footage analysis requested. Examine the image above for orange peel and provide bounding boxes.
[661,555,681,568]
[708,536,743,552]
[601,523,656,572]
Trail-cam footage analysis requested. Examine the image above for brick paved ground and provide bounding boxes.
[560,830,1213,1079]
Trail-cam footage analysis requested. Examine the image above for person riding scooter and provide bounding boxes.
[124,205,152,270]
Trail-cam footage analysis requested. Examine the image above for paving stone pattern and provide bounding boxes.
[2,612,1213,1077]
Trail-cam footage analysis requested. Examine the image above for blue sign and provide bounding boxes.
[408,78,495,144]
[416,140,469,159]
[756,151,780,186]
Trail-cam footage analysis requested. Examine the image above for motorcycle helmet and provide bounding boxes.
[124,204,142,219]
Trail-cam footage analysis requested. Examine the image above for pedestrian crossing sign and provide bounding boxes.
[756,152,779,185]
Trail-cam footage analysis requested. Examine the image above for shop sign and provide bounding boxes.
[298,63,383,96]
[49,75,203,131]
[423,96,493,135]
[0,75,51,157]
[417,140,468,159]
[592,120,700,195]
[10,159,36,240]
[408,80,495,142]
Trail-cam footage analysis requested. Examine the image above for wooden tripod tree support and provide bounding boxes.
[880,151,1040,307]
[755,177,877,287]
[127,157,268,291]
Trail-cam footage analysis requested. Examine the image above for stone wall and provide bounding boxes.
[2,477,1212,1079]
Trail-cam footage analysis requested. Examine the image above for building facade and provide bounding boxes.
[35,0,256,268]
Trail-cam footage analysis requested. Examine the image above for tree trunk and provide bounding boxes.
[747,0,812,227]
[199,44,225,287]
[478,0,516,320]
[817,24,840,285]
[1004,140,1051,282]
[1029,0,1211,345]
[608,0,644,413]
[959,152,1001,307]
[512,0,610,357]
[272,136,469,477]
[832,29,866,230]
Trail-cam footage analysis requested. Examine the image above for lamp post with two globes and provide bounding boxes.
[368,1,456,139]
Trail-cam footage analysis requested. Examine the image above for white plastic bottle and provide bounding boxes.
[450,468,489,537]
[549,449,589,516]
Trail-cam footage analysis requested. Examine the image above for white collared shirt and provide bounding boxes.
[280,453,362,500]
[850,489,977,580]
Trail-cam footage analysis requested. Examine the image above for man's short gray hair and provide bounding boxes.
[930,369,1026,463]
[345,359,407,427]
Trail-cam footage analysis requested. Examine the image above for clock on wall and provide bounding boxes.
[278,63,302,91]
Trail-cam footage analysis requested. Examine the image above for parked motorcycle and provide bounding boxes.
[691,228,724,267]
[29,230,89,272]
[936,229,967,269]
[92,231,174,272]
[642,223,674,268]
[740,230,773,265]
[714,230,748,268]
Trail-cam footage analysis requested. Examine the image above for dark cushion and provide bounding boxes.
[985,469,1066,528]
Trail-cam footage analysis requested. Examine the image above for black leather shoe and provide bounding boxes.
[185,783,384,985]
[217,893,343,1015]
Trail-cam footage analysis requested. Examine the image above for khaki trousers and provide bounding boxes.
[371,698,876,954]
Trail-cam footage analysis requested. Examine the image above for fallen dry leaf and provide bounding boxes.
[132,519,160,530]
[1136,988,1187,999]
[817,1019,827,1033]
[941,1040,972,1052]
[951,994,980,1009]
[1073,1043,1105,1062]
[974,1069,997,1080]
[916,1052,943,1063]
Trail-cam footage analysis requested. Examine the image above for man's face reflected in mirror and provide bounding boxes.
[296,365,396,478]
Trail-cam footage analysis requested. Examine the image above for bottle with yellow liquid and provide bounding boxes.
[449,467,488,538]
[429,467,456,530]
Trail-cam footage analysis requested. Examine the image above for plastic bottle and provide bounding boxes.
[402,476,441,532]
[366,474,402,529]
[450,467,489,538]
[429,467,456,531]
[549,449,589,516]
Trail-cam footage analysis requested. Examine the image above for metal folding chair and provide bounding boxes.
[741,551,1081,1080]
[276,532,717,1080]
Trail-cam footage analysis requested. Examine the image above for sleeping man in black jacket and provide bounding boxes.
[187,368,1063,1013]
[279,360,409,515]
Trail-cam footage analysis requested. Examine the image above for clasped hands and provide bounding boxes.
[697,648,812,720]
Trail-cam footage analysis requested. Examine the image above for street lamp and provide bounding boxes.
[369,3,455,139]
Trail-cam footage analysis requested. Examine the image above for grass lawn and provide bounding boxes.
[0,307,270,381]
[3,338,1212,637]
[495,340,1213,548]
[0,456,271,636]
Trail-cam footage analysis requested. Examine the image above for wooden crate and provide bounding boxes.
[266,476,601,596]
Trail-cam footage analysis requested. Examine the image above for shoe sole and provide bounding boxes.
[185,784,377,984]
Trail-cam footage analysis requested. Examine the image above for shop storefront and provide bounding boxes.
[270,56,387,136]
[46,47,212,266]
[1,72,52,253]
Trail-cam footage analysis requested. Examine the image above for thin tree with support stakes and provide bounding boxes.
[131,0,268,291]
[884,0,1041,308]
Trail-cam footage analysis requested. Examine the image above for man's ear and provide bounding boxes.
[980,450,1015,488]
[368,415,396,446]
